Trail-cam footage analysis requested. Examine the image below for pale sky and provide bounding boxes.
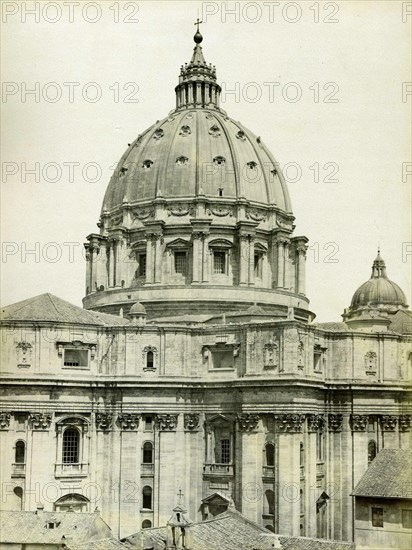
[1,0,411,322]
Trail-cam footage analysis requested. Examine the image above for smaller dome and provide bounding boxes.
[129,302,147,315]
[351,278,407,309]
[350,252,407,309]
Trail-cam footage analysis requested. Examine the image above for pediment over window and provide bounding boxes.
[166,238,192,250]
[205,413,235,428]
[201,491,231,505]
[254,242,268,253]
[208,239,233,250]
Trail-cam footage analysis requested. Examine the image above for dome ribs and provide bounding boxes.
[212,112,240,199]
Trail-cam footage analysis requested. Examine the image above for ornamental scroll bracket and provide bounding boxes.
[118,413,140,431]
[275,414,305,433]
[237,413,260,432]
[29,413,52,430]
[184,413,200,431]
[156,414,179,431]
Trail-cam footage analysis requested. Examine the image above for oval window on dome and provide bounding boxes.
[142,160,153,169]
[179,125,191,137]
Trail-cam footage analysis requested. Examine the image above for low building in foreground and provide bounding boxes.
[352,449,412,549]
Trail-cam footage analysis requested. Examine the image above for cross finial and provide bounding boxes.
[177,488,184,504]
[194,18,203,32]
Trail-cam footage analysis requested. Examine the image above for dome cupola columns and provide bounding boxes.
[342,250,409,330]
[175,19,221,110]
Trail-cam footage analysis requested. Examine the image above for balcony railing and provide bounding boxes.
[55,462,88,478]
[12,463,25,477]
[262,466,275,478]
[203,463,234,476]
[141,463,155,475]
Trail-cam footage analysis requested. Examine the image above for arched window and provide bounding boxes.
[54,493,89,512]
[142,520,152,529]
[264,490,275,515]
[15,441,25,463]
[368,440,377,465]
[142,486,152,509]
[265,443,275,466]
[143,442,153,464]
[146,351,154,370]
[62,428,79,464]
[265,524,275,533]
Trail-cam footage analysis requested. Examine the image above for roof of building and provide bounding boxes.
[66,538,132,549]
[125,509,354,550]
[389,309,412,334]
[1,293,130,326]
[352,448,412,499]
[0,510,111,545]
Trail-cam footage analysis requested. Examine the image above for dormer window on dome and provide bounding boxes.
[209,125,221,137]
[213,156,226,165]
[247,161,258,170]
[236,130,246,141]
[153,129,164,140]
[179,125,191,136]
[176,156,189,165]
[142,160,153,169]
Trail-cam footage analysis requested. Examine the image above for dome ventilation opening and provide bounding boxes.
[247,161,258,170]
[176,156,189,166]
[142,160,153,169]
[209,125,221,138]
[213,156,226,166]
[179,125,191,136]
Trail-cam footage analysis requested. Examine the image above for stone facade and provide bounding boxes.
[0,25,411,547]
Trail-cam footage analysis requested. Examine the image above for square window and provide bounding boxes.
[174,251,187,275]
[371,507,383,528]
[138,254,146,277]
[213,251,226,274]
[402,509,412,529]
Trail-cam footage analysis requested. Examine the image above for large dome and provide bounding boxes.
[83,29,312,322]
[102,109,292,213]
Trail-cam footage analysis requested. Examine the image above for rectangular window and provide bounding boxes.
[316,432,323,461]
[212,350,234,369]
[63,349,88,368]
[220,438,230,464]
[254,254,262,278]
[213,251,226,274]
[138,254,147,277]
[144,416,153,431]
[174,251,187,275]
[313,353,322,371]
[402,509,412,529]
[371,507,383,528]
